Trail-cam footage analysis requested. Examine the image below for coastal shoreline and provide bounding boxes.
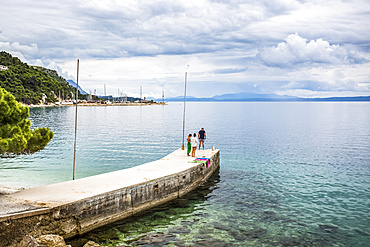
[26,102,167,108]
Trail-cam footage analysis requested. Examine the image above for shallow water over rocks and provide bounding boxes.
[1,102,369,246]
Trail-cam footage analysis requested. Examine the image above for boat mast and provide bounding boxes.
[140,86,143,102]
[181,72,187,150]
[72,59,79,180]
[104,84,107,102]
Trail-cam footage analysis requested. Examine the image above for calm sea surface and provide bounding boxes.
[1,102,369,246]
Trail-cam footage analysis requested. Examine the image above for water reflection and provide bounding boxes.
[67,167,340,247]
[67,168,221,247]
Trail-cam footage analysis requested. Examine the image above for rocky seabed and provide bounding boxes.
[18,234,103,247]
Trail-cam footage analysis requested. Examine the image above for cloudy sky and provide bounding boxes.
[1,0,369,98]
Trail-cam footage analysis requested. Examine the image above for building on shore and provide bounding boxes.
[0,65,8,71]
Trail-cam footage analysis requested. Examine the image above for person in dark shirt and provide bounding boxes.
[198,128,206,150]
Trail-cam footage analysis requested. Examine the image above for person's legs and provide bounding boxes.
[199,139,204,150]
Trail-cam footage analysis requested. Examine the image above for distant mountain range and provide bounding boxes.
[149,92,370,102]
[66,80,88,95]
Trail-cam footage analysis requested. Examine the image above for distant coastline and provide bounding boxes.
[150,93,370,102]
[26,101,166,108]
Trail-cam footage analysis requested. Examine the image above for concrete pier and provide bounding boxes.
[0,148,220,247]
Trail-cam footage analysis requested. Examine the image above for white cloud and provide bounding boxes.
[0,42,38,54]
[273,64,370,97]
[0,0,369,98]
[58,54,227,97]
[0,42,38,63]
[256,33,361,67]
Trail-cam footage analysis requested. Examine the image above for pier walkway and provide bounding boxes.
[0,148,220,247]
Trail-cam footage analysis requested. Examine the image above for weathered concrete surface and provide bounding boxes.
[0,149,220,247]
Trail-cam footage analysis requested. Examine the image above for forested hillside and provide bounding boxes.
[0,51,77,105]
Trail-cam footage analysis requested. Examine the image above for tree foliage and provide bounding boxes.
[0,51,80,104]
[0,87,54,156]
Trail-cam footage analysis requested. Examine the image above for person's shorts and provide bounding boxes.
[199,139,205,143]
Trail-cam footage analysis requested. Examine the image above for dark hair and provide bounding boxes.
[188,134,192,137]
[193,133,196,137]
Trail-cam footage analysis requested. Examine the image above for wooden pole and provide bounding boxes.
[181,72,187,150]
[72,59,79,180]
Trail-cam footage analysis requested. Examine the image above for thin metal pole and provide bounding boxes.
[181,72,187,150]
[72,59,79,180]
[140,86,142,102]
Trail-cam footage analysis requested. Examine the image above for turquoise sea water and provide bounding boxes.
[1,102,369,246]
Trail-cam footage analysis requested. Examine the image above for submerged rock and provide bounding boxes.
[82,241,102,247]
[318,224,339,234]
[168,226,191,234]
[194,237,229,247]
[18,235,41,247]
[18,234,73,247]
[100,228,119,240]
[130,233,175,246]
[36,235,71,247]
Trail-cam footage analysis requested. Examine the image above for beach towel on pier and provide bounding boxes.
[188,160,207,167]
[196,158,210,167]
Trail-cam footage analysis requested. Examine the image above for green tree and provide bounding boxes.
[0,87,54,156]
[0,51,77,104]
